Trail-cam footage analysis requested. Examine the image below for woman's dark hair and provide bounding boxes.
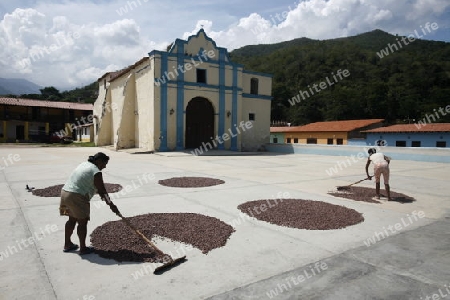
[368,148,377,155]
[88,152,110,163]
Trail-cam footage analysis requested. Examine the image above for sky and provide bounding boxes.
[0,0,449,90]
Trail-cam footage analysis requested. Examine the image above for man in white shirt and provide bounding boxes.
[365,148,392,201]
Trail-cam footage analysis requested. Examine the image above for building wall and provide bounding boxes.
[347,139,370,146]
[135,58,154,151]
[95,29,272,152]
[115,73,136,149]
[108,75,130,148]
[241,97,270,151]
[153,30,246,151]
[0,121,4,141]
[242,72,272,96]
[270,132,285,143]
[283,131,349,145]
[1,103,90,142]
[94,75,113,146]
[74,126,93,142]
[159,32,225,151]
[266,143,450,163]
[153,53,164,151]
[366,132,450,148]
[28,122,47,136]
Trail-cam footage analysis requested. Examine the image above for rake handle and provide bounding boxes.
[349,177,369,186]
[109,204,170,259]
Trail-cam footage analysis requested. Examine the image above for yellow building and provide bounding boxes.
[271,119,384,145]
[0,98,93,142]
[93,29,273,152]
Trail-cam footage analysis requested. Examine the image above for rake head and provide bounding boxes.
[153,256,187,275]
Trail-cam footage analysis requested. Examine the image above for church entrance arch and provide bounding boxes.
[185,97,214,149]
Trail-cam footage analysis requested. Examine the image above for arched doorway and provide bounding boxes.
[185,97,214,149]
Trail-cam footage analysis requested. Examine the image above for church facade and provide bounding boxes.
[93,29,272,152]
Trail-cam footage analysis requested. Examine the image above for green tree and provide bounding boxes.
[40,86,62,101]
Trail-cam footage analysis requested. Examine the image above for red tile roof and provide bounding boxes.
[363,123,450,133]
[0,98,93,111]
[270,119,384,133]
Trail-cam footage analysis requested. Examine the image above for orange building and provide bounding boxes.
[0,98,93,142]
[270,119,385,145]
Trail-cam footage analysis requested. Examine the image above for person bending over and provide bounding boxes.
[365,148,392,201]
[59,152,119,254]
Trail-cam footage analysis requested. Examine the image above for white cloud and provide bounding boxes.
[193,0,449,48]
[0,0,448,89]
[0,8,158,88]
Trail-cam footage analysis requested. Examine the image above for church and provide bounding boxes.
[93,29,272,152]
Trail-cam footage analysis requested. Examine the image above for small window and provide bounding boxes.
[293,138,298,143]
[327,138,333,145]
[376,139,387,146]
[286,138,292,143]
[249,113,255,121]
[436,141,446,147]
[336,138,343,145]
[273,137,278,143]
[250,78,259,95]
[32,107,40,119]
[307,138,317,144]
[411,141,421,147]
[196,69,206,83]
[396,141,406,147]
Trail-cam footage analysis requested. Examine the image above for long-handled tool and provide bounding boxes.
[104,196,187,275]
[336,176,371,191]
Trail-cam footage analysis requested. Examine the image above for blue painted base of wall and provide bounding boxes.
[265,144,450,163]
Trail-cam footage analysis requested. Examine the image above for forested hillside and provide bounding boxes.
[2,82,98,104]
[230,29,450,125]
[4,29,449,126]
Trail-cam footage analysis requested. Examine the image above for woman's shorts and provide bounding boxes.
[60,190,90,220]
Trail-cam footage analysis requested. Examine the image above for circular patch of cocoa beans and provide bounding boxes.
[90,213,235,263]
[31,183,122,197]
[158,176,225,188]
[238,199,364,230]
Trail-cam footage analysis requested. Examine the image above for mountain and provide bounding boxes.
[3,29,449,124]
[229,29,450,125]
[0,78,42,95]
[230,37,316,58]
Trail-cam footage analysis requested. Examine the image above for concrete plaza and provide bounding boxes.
[0,145,449,300]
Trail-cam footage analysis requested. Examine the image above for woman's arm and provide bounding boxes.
[94,172,120,215]
[94,172,109,202]
[365,158,372,178]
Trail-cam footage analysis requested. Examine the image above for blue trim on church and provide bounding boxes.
[243,70,273,78]
[176,43,185,150]
[167,81,242,91]
[231,64,239,151]
[218,48,226,150]
[242,93,273,101]
[148,28,272,152]
[159,52,169,151]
